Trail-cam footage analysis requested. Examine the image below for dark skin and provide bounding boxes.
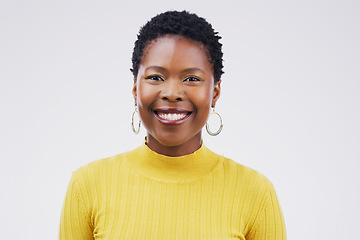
[132,35,221,157]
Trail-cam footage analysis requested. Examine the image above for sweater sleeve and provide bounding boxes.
[246,183,287,240]
[59,173,94,240]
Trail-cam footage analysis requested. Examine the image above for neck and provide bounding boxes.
[124,141,222,183]
[146,133,202,157]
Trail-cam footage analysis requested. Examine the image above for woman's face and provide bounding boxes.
[133,35,221,156]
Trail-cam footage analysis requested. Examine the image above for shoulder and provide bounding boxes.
[74,153,122,178]
[71,147,138,188]
[220,156,281,228]
[224,156,272,184]
[220,156,275,198]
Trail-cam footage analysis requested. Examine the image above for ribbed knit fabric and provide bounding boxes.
[59,143,286,239]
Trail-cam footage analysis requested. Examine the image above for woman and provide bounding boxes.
[59,11,286,239]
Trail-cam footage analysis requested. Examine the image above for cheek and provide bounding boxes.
[137,84,156,107]
[189,89,212,123]
[190,88,213,108]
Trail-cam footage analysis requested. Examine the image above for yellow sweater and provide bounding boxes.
[59,143,286,239]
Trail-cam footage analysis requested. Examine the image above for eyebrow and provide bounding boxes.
[181,68,205,74]
[145,66,205,74]
[145,66,168,73]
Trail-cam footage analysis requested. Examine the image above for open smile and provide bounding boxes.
[154,108,192,125]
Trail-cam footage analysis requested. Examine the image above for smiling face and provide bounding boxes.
[133,35,221,156]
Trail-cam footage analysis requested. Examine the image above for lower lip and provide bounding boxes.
[155,113,191,125]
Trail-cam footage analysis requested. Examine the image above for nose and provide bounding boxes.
[159,80,184,102]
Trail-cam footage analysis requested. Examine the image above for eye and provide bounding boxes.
[146,75,164,81]
[184,76,201,82]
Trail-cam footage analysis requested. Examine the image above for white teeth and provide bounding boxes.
[158,113,187,121]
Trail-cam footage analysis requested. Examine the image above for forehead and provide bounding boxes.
[140,35,212,70]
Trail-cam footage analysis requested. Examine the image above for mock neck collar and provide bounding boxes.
[124,141,222,183]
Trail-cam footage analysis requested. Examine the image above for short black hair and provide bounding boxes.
[131,10,224,83]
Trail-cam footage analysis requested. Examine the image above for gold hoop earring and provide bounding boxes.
[206,108,223,136]
[131,106,141,134]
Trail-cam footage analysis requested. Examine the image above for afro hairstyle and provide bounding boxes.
[131,10,224,83]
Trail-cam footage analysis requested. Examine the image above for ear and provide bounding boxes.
[211,80,221,108]
[132,79,137,106]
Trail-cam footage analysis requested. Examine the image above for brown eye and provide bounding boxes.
[184,77,200,82]
[146,75,164,81]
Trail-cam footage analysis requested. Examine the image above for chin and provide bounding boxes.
[160,131,201,146]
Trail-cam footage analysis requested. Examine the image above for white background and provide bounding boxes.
[1,0,359,239]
